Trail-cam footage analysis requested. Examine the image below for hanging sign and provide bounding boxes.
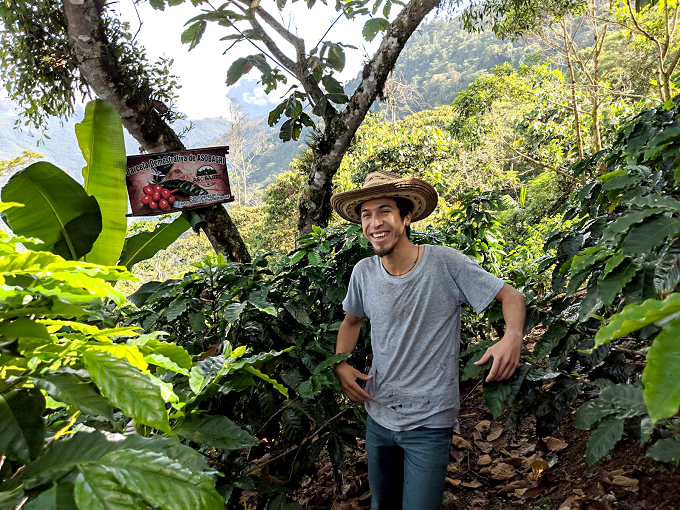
[125,146,233,216]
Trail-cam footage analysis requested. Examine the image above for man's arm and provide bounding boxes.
[333,313,372,402]
[474,283,526,382]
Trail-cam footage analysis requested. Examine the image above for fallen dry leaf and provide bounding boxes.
[490,462,516,481]
[477,454,492,466]
[487,425,503,442]
[609,469,626,476]
[479,466,491,475]
[528,458,549,481]
[475,420,491,434]
[461,479,483,489]
[474,440,493,454]
[558,495,582,510]
[587,502,613,510]
[521,486,546,499]
[611,475,639,490]
[505,456,526,467]
[500,480,526,493]
[446,477,462,487]
[543,436,569,451]
[452,435,473,451]
[451,449,468,463]
[514,488,528,497]
[472,430,482,441]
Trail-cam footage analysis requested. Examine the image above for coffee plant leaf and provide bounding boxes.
[601,251,626,278]
[174,414,259,450]
[74,449,223,510]
[653,243,680,295]
[483,368,528,419]
[597,259,640,308]
[622,193,680,212]
[144,354,190,376]
[594,293,680,347]
[83,351,171,433]
[647,436,680,463]
[642,317,680,423]
[24,481,76,509]
[0,389,46,463]
[328,434,345,468]
[577,280,604,323]
[0,488,26,509]
[130,338,192,371]
[533,322,569,360]
[248,288,277,316]
[600,208,664,244]
[573,399,617,430]
[281,408,304,439]
[599,384,647,418]
[570,246,610,275]
[33,373,116,424]
[224,302,247,324]
[284,301,311,326]
[313,353,351,375]
[585,416,625,465]
[461,350,489,381]
[622,215,680,254]
[244,366,289,397]
[162,297,189,322]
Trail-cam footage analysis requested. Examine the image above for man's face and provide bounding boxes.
[360,198,411,257]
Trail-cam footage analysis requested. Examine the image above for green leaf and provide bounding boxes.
[313,353,351,374]
[601,251,626,278]
[622,215,680,254]
[654,243,680,295]
[130,338,193,371]
[642,317,680,423]
[597,259,640,307]
[118,214,191,269]
[573,399,617,430]
[1,162,102,260]
[585,416,624,465]
[244,366,289,397]
[599,384,647,418]
[321,75,344,94]
[24,481,77,510]
[307,251,322,266]
[75,449,223,509]
[0,317,51,341]
[174,414,259,450]
[0,389,45,463]
[248,288,277,316]
[647,436,680,463]
[33,373,115,424]
[75,99,127,266]
[283,301,311,326]
[461,351,490,382]
[532,322,569,359]
[181,20,207,50]
[224,302,247,323]
[83,351,170,433]
[362,17,390,42]
[227,56,255,86]
[328,434,345,467]
[268,102,286,127]
[595,293,680,347]
[622,193,680,212]
[600,208,664,244]
[483,380,511,419]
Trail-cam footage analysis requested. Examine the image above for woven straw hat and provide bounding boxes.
[331,171,438,224]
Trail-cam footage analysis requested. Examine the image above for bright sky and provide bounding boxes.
[110,0,387,119]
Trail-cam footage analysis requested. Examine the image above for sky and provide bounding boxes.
[110,0,387,119]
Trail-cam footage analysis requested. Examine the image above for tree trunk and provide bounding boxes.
[62,0,251,262]
[297,0,441,234]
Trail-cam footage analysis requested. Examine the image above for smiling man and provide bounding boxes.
[330,171,526,510]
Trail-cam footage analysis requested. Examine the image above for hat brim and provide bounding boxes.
[330,178,438,224]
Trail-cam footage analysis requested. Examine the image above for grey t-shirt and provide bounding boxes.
[342,244,505,431]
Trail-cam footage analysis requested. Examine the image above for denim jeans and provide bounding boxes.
[366,416,453,510]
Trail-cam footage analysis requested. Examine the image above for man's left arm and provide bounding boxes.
[474,283,526,382]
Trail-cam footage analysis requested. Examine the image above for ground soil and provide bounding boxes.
[284,379,680,510]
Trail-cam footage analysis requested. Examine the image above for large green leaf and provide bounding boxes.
[647,436,680,463]
[118,214,191,269]
[642,317,680,423]
[600,208,664,244]
[597,259,640,307]
[1,162,102,260]
[653,243,680,295]
[33,373,115,424]
[174,414,259,450]
[83,351,170,433]
[128,337,193,371]
[362,17,390,42]
[75,99,127,266]
[599,384,647,418]
[585,416,624,465]
[24,481,77,510]
[532,322,569,359]
[74,449,224,510]
[594,293,680,347]
[0,389,45,463]
[573,399,617,430]
[622,215,680,254]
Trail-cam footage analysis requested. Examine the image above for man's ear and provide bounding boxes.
[404,212,412,227]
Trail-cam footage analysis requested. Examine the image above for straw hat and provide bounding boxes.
[331,171,438,224]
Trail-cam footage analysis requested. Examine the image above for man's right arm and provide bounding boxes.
[333,313,372,403]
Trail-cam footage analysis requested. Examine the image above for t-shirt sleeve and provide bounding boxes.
[445,248,505,313]
[342,265,366,318]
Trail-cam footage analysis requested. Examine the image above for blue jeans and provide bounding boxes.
[366,416,453,510]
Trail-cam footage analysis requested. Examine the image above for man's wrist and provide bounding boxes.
[502,330,523,345]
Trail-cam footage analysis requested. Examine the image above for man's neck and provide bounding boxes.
[380,240,420,276]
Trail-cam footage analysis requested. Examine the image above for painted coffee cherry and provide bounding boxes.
[153,184,163,193]
[143,186,153,195]
[141,195,151,205]
[167,195,176,204]
[152,191,161,201]
[161,188,171,199]
[159,199,170,210]
[149,200,159,210]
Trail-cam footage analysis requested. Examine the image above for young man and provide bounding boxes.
[330,171,525,510]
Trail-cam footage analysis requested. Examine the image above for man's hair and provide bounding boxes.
[355,197,414,238]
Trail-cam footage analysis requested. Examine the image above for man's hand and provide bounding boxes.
[474,332,523,382]
[333,361,372,402]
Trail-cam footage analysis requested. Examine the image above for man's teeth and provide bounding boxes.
[373,233,387,238]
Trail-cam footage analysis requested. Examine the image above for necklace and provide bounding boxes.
[382,246,421,277]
